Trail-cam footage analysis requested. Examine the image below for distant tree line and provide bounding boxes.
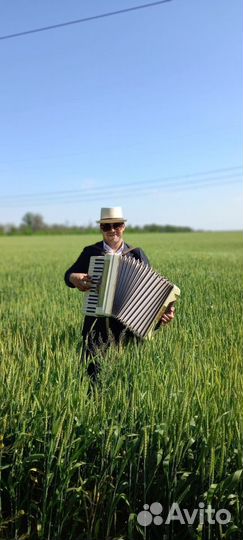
[0,212,193,235]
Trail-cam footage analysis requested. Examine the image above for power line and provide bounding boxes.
[1,172,241,205]
[1,176,241,208]
[0,0,171,41]
[1,166,242,201]
[2,179,241,208]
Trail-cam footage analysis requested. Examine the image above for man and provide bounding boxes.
[64,207,175,380]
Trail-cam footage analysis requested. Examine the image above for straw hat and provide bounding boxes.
[96,207,127,224]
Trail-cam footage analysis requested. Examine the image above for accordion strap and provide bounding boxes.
[122,247,139,256]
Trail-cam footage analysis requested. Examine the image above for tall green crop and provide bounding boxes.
[0,232,242,539]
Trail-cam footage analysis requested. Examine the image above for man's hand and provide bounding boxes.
[160,304,175,326]
[69,273,92,292]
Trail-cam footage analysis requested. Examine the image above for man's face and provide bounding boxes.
[100,222,125,245]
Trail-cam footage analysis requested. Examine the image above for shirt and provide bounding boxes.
[103,241,125,255]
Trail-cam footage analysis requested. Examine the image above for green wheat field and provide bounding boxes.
[0,232,242,540]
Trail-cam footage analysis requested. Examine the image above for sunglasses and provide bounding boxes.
[100,222,124,232]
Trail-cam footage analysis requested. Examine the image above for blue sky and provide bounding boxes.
[0,0,242,230]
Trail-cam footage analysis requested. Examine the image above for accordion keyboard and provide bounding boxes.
[83,256,105,315]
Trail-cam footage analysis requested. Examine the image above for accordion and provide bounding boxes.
[83,254,180,339]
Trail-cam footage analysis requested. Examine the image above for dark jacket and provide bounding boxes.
[64,241,150,344]
[64,241,149,288]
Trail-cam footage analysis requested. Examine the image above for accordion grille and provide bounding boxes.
[112,256,173,337]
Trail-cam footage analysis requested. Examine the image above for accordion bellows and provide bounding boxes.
[83,254,180,338]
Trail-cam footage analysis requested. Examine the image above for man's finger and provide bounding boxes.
[161,315,170,323]
[80,282,92,291]
[161,309,175,325]
[165,305,175,315]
